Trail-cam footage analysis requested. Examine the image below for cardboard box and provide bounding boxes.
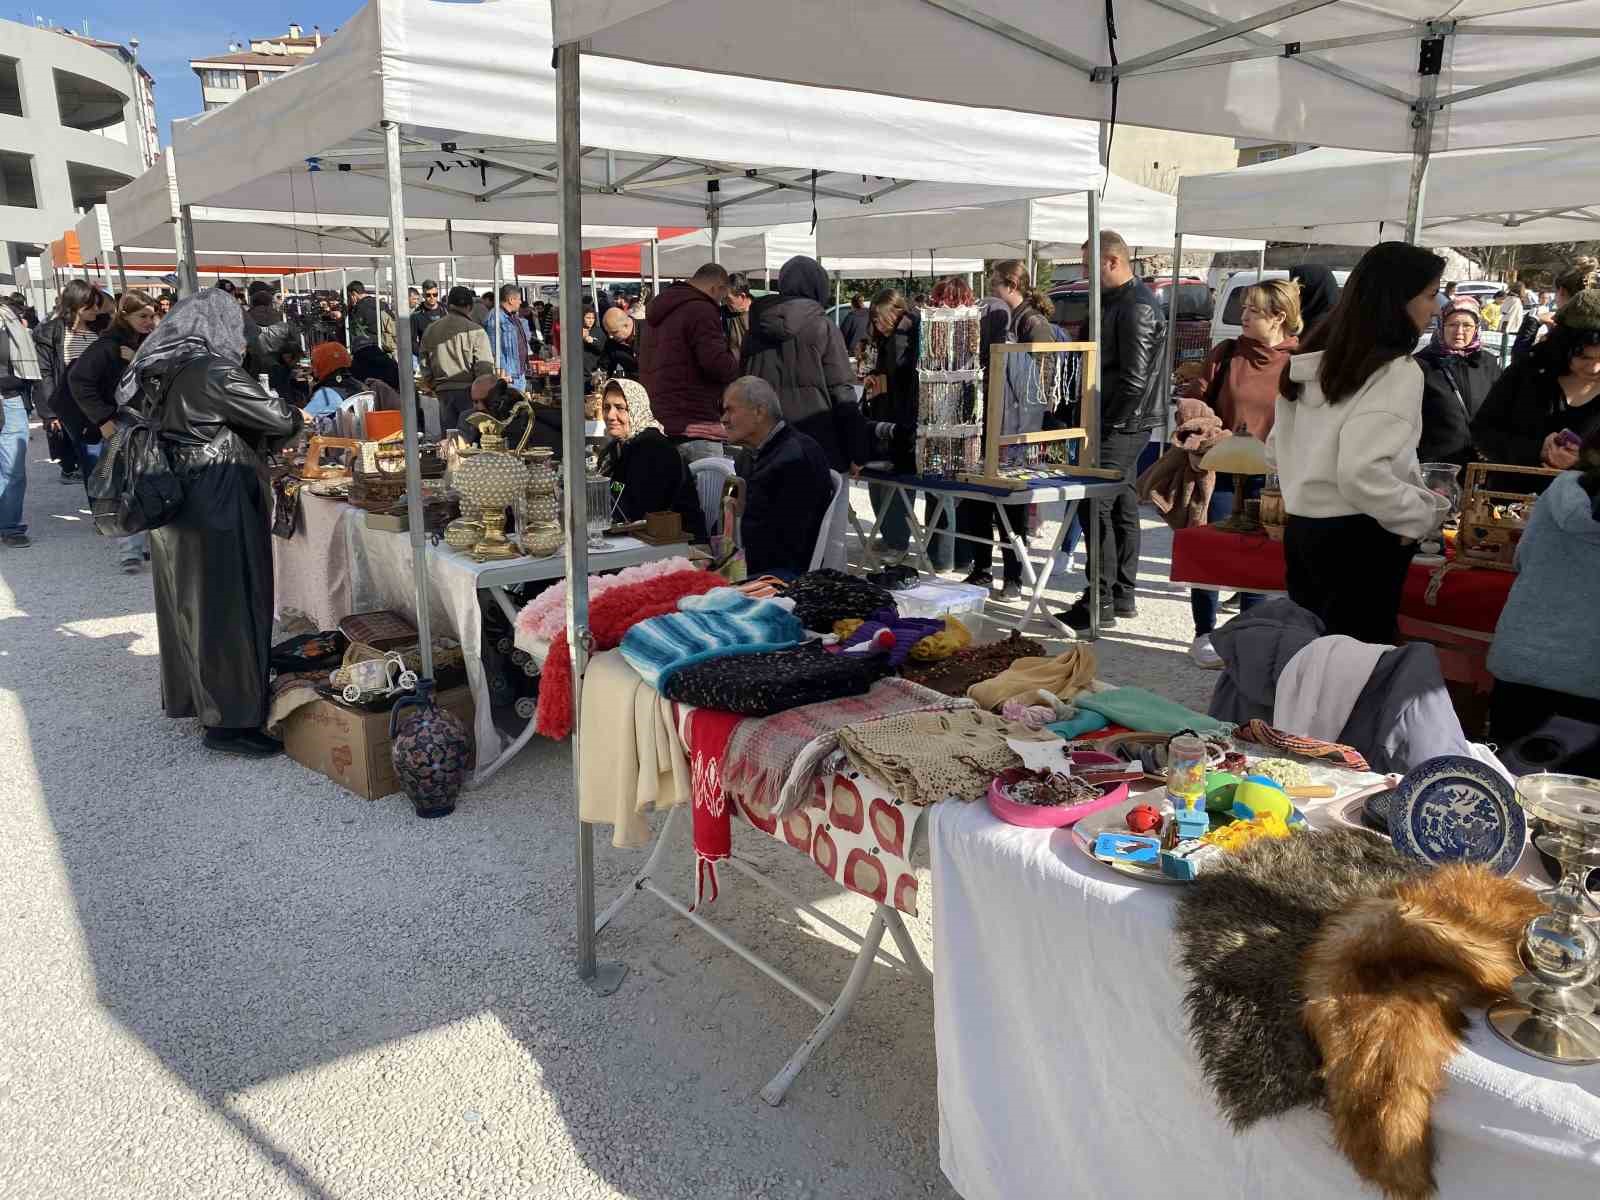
[282,686,476,801]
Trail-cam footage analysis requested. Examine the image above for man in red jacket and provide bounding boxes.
[641,263,741,461]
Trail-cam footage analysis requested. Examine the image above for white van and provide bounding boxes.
[1210,269,1349,347]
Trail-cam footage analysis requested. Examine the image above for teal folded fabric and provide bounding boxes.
[1046,709,1110,739]
[1073,687,1234,737]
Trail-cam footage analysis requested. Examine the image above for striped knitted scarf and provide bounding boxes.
[1235,719,1370,771]
[619,588,804,689]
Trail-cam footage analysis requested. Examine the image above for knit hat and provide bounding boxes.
[310,341,351,381]
[1555,288,1600,332]
[619,588,805,688]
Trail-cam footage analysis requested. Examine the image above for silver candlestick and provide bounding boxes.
[1488,773,1600,1065]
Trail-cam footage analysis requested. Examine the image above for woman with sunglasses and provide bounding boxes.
[1472,290,1600,472]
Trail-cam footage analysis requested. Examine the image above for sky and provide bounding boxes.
[25,0,361,142]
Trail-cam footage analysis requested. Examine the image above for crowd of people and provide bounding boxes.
[5,239,1598,762]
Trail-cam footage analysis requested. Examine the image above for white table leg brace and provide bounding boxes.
[593,802,930,1105]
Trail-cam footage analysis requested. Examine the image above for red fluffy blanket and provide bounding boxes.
[535,568,722,740]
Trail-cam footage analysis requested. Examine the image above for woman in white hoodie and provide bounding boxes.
[1267,241,1449,644]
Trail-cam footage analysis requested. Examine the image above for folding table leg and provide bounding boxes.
[881,907,931,982]
[759,905,890,1107]
[468,584,539,787]
[594,802,683,934]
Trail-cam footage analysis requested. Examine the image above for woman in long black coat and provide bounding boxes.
[125,290,303,757]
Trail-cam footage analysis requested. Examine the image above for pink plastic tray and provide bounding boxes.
[987,751,1131,829]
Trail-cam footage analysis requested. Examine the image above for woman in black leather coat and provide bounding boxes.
[124,290,303,757]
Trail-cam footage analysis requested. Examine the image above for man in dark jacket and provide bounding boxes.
[722,272,753,359]
[409,279,446,344]
[599,306,640,378]
[723,376,834,579]
[641,263,741,458]
[1059,229,1166,631]
[739,255,866,472]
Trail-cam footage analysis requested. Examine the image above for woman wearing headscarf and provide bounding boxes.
[125,289,303,757]
[739,254,866,472]
[1413,295,1501,467]
[598,378,707,542]
[1289,264,1340,341]
[67,290,159,572]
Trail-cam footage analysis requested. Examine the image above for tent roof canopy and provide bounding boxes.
[656,223,984,279]
[169,0,1103,231]
[106,155,656,258]
[817,174,1263,261]
[1175,141,1600,246]
[553,0,1600,155]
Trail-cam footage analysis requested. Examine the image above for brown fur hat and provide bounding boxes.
[1302,864,1544,1200]
[1177,829,1543,1200]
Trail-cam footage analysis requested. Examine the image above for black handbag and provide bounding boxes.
[86,375,185,537]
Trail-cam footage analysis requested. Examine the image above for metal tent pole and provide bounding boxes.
[1256,243,1267,279]
[1159,234,1182,443]
[175,204,200,296]
[113,246,129,293]
[340,267,349,343]
[556,44,618,994]
[382,120,433,681]
[1086,182,1104,642]
[1405,30,1445,244]
[650,237,659,297]
[590,265,599,310]
[491,234,504,369]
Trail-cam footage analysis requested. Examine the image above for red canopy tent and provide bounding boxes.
[514,227,696,278]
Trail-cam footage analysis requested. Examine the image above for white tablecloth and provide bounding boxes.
[929,799,1600,1200]
[272,493,357,631]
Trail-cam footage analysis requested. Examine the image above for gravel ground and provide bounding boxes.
[0,422,1215,1199]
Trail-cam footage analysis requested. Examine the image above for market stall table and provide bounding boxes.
[853,472,1122,640]
[273,492,359,631]
[1170,525,1515,691]
[339,509,684,783]
[929,791,1600,1200]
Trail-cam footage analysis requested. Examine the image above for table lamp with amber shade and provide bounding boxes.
[1198,435,1270,534]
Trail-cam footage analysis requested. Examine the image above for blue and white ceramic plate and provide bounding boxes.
[1389,755,1525,875]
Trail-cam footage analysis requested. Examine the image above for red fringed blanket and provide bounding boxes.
[535,568,722,740]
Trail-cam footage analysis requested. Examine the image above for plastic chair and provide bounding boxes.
[809,470,849,572]
[690,456,736,535]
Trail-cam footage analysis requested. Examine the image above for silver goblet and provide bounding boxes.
[1488,773,1600,1065]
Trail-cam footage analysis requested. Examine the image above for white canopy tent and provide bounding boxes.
[656,223,985,282]
[168,0,1106,996]
[818,174,1264,262]
[106,155,657,295]
[1176,141,1600,247]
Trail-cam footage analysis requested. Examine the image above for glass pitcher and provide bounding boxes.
[1419,462,1463,525]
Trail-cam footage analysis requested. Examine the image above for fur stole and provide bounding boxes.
[534,568,721,740]
[1175,828,1542,1200]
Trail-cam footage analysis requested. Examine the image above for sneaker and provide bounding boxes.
[962,568,994,590]
[1189,634,1224,670]
[1114,596,1139,619]
[1056,594,1117,632]
[59,470,80,484]
[119,556,143,574]
[1,532,31,548]
[1219,593,1242,612]
[998,578,1022,600]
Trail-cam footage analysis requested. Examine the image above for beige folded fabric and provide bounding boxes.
[836,708,1058,806]
[578,650,688,848]
[965,644,1097,711]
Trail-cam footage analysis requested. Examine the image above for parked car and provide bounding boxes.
[1210,269,1351,347]
[1451,280,1505,305]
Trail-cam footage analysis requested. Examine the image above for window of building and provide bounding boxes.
[53,68,128,133]
[0,56,22,118]
[203,99,229,111]
[1255,148,1282,163]
[200,69,244,90]
[0,151,39,209]
[65,161,132,212]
